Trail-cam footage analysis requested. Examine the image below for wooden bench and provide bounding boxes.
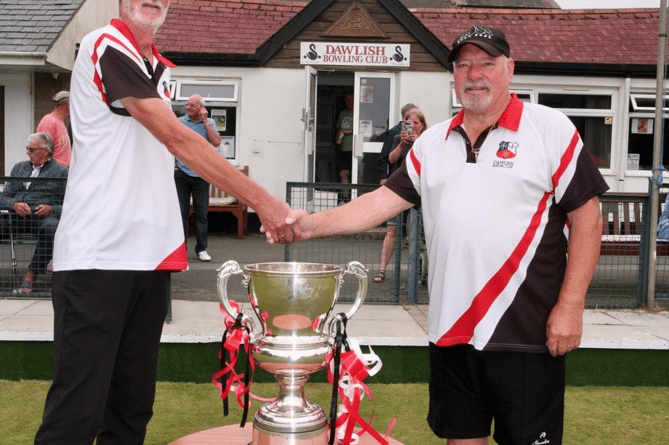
[188,166,248,239]
[599,194,669,256]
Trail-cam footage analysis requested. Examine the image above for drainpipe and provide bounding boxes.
[648,0,668,310]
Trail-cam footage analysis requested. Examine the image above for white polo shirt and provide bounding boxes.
[54,19,187,272]
[386,94,609,352]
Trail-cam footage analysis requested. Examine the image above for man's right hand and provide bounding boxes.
[257,197,298,244]
[12,202,31,217]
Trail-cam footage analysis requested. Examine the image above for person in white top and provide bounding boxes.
[35,1,294,443]
[284,25,608,445]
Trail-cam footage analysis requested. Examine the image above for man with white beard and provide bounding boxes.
[34,1,293,443]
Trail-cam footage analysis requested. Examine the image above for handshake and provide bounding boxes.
[258,186,411,245]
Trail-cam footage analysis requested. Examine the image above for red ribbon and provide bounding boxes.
[211,302,254,408]
[328,349,396,445]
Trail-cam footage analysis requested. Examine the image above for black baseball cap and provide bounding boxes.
[447,26,510,63]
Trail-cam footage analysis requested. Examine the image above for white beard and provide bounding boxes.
[457,81,493,113]
[121,0,169,33]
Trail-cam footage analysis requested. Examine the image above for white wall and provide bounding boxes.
[2,73,33,175]
[48,0,119,71]
[170,66,305,202]
[397,71,451,128]
[170,65,667,199]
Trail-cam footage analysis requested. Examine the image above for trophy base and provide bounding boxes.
[252,424,328,445]
[168,424,405,445]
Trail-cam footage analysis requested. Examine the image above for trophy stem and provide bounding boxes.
[253,373,329,444]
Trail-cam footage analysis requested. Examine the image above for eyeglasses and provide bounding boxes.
[26,146,47,153]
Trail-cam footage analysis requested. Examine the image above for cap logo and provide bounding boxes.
[455,26,494,46]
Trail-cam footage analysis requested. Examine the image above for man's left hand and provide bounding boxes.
[33,204,54,217]
[546,302,583,357]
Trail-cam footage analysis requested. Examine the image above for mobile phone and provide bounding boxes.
[404,121,413,135]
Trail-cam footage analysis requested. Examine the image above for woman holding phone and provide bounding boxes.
[374,108,427,283]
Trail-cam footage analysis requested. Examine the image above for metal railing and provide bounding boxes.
[3,177,664,309]
[0,177,66,298]
[285,182,667,309]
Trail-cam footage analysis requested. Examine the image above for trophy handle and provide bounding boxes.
[342,261,367,320]
[217,260,254,328]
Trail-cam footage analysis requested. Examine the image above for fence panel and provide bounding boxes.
[285,183,667,309]
[285,182,410,303]
[0,177,67,298]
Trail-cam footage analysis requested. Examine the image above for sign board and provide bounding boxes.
[300,43,410,67]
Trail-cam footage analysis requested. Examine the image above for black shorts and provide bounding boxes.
[337,150,352,172]
[427,343,565,444]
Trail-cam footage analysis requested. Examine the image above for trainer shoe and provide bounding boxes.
[197,251,211,262]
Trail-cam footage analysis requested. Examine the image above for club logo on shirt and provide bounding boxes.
[493,141,518,168]
[496,141,518,159]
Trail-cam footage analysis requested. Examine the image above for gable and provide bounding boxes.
[263,0,448,71]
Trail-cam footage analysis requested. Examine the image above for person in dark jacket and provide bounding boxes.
[0,132,68,294]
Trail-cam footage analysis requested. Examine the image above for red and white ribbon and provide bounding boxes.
[328,338,396,445]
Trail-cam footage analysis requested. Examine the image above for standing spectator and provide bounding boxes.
[37,91,72,167]
[0,132,67,294]
[175,94,221,262]
[335,91,354,202]
[374,108,426,283]
[285,25,608,445]
[376,102,417,183]
[34,1,292,443]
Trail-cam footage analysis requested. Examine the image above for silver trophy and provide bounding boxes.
[217,261,368,445]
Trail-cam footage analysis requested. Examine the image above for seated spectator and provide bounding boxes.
[0,132,68,294]
[659,193,669,239]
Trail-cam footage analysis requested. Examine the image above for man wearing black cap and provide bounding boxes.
[284,25,608,445]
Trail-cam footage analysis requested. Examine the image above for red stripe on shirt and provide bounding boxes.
[409,148,421,178]
[91,33,141,104]
[156,242,188,271]
[552,129,579,190]
[436,191,552,347]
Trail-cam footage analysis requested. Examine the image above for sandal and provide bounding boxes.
[373,271,386,283]
[12,280,33,295]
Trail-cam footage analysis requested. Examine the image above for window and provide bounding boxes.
[175,81,238,102]
[538,93,614,169]
[630,94,669,112]
[171,79,239,160]
[627,93,669,172]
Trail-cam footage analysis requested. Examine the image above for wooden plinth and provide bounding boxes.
[169,423,403,445]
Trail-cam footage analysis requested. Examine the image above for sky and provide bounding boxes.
[556,0,659,8]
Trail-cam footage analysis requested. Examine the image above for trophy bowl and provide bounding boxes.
[217,261,367,445]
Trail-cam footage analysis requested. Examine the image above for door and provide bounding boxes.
[352,72,395,187]
[303,66,317,182]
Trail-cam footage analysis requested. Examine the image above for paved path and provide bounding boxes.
[1,234,667,350]
[1,298,667,350]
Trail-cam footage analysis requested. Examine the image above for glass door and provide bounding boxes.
[352,73,395,187]
[303,66,318,182]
